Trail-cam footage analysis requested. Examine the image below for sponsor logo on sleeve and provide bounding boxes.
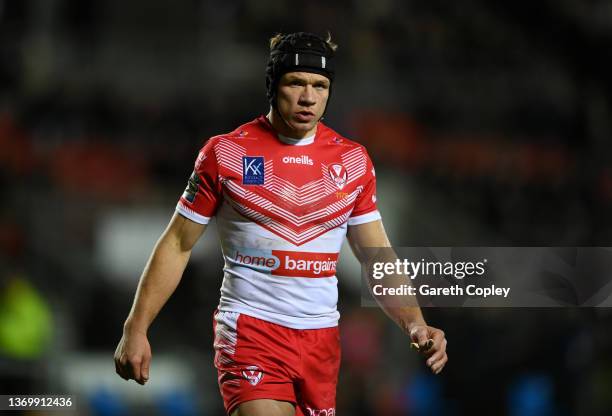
[182,171,201,203]
[243,156,265,185]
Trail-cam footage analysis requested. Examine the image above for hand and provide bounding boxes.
[409,325,448,375]
[114,329,152,385]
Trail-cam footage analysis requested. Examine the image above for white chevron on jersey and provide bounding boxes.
[224,180,361,224]
[224,179,361,227]
[267,171,329,205]
[228,199,353,245]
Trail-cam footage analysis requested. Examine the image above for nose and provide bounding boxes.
[298,85,316,106]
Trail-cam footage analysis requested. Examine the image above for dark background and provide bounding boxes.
[2,0,612,415]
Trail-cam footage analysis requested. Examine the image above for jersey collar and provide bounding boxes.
[277,132,315,146]
[258,114,317,146]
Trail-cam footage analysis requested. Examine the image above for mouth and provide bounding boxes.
[295,111,315,122]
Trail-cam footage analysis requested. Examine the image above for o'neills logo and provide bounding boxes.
[233,249,338,278]
[282,155,313,165]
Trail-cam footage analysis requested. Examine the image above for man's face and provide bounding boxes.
[275,71,330,138]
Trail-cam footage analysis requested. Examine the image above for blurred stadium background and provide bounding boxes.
[2,0,612,415]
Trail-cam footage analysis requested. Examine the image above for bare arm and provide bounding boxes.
[347,220,448,374]
[347,220,426,330]
[114,212,206,384]
[124,212,206,333]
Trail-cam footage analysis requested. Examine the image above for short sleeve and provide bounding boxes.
[348,149,381,226]
[176,139,222,224]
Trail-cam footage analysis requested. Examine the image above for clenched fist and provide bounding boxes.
[114,329,152,385]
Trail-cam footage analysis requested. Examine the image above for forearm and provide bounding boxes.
[370,253,428,332]
[350,232,448,373]
[380,305,427,334]
[124,234,192,334]
[348,221,427,333]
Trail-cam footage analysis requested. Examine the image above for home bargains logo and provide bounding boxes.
[232,249,338,278]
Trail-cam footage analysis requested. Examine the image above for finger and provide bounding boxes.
[431,329,445,346]
[119,355,135,380]
[425,338,447,361]
[115,360,128,380]
[434,363,446,374]
[424,329,445,354]
[411,339,434,354]
[116,354,132,380]
[429,344,448,372]
[409,327,429,349]
[131,358,142,384]
[141,356,150,383]
[426,350,446,367]
[431,355,448,374]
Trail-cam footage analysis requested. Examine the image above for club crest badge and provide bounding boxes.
[242,365,264,386]
[328,163,347,190]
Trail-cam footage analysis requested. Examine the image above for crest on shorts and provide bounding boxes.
[328,164,348,190]
[242,365,264,386]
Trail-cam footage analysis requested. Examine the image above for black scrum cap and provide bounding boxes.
[266,32,336,109]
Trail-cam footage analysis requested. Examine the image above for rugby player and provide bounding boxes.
[114,32,448,416]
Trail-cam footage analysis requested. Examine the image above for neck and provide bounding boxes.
[266,108,317,139]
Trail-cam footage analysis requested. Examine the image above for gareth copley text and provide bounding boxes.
[372,284,511,299]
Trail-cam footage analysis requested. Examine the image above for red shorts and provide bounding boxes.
[212,310,340,416]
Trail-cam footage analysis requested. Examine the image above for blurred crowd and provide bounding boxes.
[2,0,612,415]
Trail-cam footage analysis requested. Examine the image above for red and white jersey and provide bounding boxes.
[176,115,380,329]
